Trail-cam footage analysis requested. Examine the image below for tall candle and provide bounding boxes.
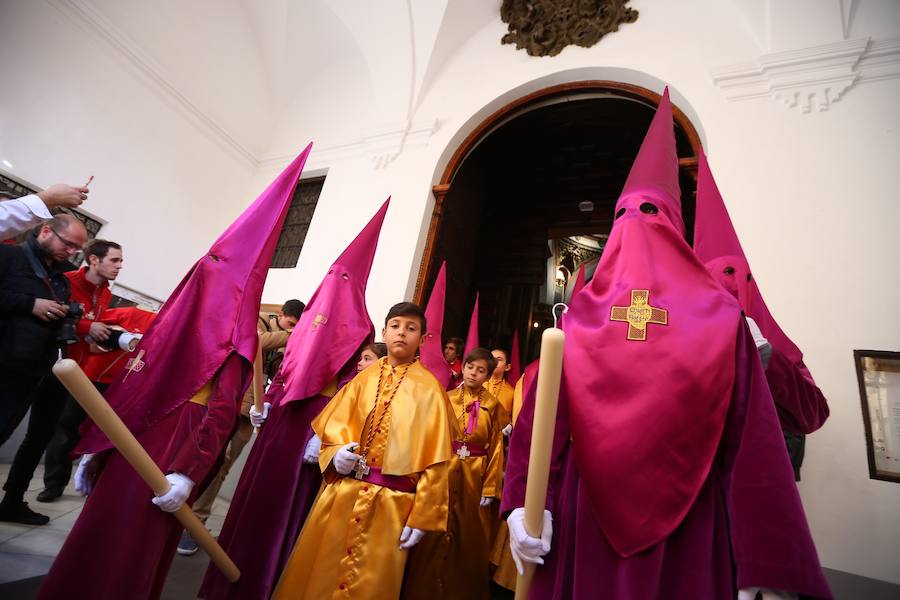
[53,359,241,582]
[515,327,564,600]
[252,334,265,414]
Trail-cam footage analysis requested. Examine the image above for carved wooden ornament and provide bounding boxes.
[500,0,639,57]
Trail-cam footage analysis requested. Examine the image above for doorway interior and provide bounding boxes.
[416,83,700,362]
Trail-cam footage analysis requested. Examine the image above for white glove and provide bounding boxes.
[738,588,798,600]
[398,525,425,550]
[502,424,513,437]
[249,401,271,427]
[303,434,322,464]
[480,496,495,507]
[333,442,361,475]
[151,473,194,513]
[745,316,769,349]
[74,454,95,496]
[508,507,552,575]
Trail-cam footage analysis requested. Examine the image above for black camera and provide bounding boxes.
[56,302,84,344]
[94,329,141,352]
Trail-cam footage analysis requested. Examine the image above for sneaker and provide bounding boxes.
[177,530,200,556]
[0,501,51,526]
[36,487,64,503]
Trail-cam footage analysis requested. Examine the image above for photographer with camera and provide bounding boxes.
[0,237,124,524]
[0,215,86,523]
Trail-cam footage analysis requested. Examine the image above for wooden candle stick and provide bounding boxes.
[252,334,265,415]
[515,326,565,600]
[52,359,241,582]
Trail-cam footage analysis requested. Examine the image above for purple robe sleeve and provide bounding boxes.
[766,348,830,435]
[719,323,833,599]
[500,368,572,516]
[168,352,250,483]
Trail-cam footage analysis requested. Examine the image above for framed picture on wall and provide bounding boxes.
[854,349,900,483]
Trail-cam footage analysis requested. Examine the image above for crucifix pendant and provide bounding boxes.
[353,456,370,479]
[456,443,471,459]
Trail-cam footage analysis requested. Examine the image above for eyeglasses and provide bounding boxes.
[50,228,84,251]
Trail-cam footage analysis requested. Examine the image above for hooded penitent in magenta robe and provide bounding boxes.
[695,152,828,480]
[199,200,388,600]
[500,89,831,598]
[694,152,829,441]
[38,145,312,600]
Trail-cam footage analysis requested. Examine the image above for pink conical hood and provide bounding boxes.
[620,87,683,234]
[508,330,521,385]
[694,153,804,366]
[420,262,452,387]
[563,91,742,556]
[464,292,480,357]
[278,199,390,403]
[694,151,745,261]
[79,144,313,451]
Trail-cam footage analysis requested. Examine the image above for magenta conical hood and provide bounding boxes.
[694,151,745,262]
[464,293,480,357]
[279,198,390,403]
[618,87,683,234]
[694,155,805,366]
[420,262,452,387]
[79,144,313,451]
[332,198,389,281]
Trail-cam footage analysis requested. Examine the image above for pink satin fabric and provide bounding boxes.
[278,199,387,404]
[420,261,453,387]
[561,89,741,556]
[78,144,312,452]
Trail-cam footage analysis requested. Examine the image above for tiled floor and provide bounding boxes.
[3,466,900,599]
[0,463,232,598]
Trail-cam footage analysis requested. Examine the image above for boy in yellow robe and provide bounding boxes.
[273,302,452,600]
[403,348,506,600]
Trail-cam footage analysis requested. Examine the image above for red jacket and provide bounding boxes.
[64,266,112,365]
[81,307,156,384]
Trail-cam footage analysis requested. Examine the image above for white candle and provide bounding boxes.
[516,327,565,600]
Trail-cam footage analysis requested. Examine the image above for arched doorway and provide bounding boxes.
[414,81,701,361]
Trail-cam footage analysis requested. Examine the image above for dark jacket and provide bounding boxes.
[0,236,72,369]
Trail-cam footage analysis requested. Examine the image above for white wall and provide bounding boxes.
[3,0,899,585]
[0,0,258,301]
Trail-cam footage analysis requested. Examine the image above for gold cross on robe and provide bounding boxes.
[610,289,668,341]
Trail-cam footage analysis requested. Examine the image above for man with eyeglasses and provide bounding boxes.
[0,214,86,524]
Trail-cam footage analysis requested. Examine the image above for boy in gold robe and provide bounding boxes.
[273,302,452,600]
[403,348,506,600]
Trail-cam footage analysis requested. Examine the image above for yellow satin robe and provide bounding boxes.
[273,358,452,600]
[486,376,515,429]
[490,373,526,590]
[403,386,505,600]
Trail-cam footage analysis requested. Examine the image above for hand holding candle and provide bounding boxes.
[515,325,565,600]
[52,359,241,582]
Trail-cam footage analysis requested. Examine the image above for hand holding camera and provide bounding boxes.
[32,298,67,322]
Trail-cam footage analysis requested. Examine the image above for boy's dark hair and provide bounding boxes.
[384,302,427,333]
[282,299,305,319]
[447,337,465,353]
[364,342,388,359]
[491,347,509,363]
[464,347,497,374]
[84,239,122,261]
